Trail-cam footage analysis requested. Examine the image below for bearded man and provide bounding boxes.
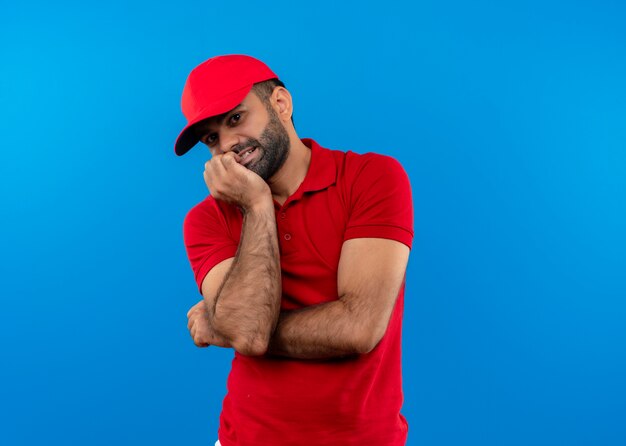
[177,54,413,446]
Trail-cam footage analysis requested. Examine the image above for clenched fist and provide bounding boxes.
[203,152,272,211]
[186,300,231,348]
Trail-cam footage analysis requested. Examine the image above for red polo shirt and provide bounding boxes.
[184,138,413,446]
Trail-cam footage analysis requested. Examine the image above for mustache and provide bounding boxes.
[233,138,262,154]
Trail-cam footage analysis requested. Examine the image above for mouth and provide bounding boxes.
[238,146,258,166]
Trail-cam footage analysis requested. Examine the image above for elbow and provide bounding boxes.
[231,335,270,356]
[353,327,385,355]
[212,300,277,356]
[212,319,270,356]
[353,338,378,355]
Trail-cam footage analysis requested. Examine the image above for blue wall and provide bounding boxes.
[1,1,625,445]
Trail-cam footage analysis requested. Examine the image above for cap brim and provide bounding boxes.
[174,84,254,156]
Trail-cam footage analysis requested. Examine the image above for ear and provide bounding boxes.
[271,87,293,124]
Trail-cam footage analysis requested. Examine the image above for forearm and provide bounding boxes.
[267,298,377,359]
[212,202,281,355]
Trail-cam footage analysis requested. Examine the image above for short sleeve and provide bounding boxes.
[183,199,239,293]
[343,154,414,249]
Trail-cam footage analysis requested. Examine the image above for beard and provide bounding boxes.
[235,108,290,181]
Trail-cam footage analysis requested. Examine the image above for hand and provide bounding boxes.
[203,152,272,211]
[186,300,231,348]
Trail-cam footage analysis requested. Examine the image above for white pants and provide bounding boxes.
[215,441,221,446]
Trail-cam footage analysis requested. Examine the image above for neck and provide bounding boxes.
[267,137,311,206]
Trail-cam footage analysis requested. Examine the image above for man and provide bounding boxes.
[177,54,413,446]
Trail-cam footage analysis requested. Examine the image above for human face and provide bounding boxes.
[195,92,290,181]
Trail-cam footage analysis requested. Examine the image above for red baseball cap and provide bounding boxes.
[174,54,279,156]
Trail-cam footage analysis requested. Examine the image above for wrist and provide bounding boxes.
[243,196,274,214]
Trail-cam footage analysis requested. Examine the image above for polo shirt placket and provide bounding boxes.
[270,139,341,305]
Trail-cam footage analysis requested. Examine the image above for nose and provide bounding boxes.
[217,128,241,155]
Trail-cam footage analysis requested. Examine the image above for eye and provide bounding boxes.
[205,133,218,146]
[229,113,242,125]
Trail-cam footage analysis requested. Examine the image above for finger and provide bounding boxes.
[204,170,220,190]
[205,157,228,180]
[221,154,234,170]
[223,151,240,162]
[204,159,219,178]
[192,328,210,347]
[204,161,217,188]
[187,304,199,320]
[187,300,203,317]
[221,152,242,170]
[210,155,229,179]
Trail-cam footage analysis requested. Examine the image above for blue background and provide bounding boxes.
[1,1,625,445]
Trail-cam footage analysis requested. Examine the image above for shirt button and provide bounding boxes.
[280,212,286,219]
[284,233,292,241]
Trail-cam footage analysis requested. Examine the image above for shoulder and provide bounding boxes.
[308,138,408,184]
[184,196,218,229]
[339,150,410,190]
[337,149,414,247]
[183,196,241,242]
[351,150,406,169]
